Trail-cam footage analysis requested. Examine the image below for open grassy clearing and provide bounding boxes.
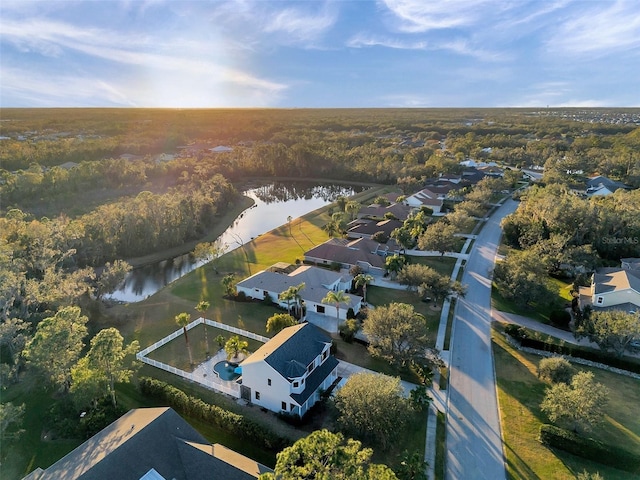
[493,324,640,480]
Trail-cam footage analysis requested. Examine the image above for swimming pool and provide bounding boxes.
[213,361,241,381]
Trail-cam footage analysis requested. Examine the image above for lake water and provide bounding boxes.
[109,181,365,302]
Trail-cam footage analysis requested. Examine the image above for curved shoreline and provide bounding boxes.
[124,195,255,268]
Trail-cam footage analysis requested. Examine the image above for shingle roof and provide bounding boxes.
[593,268,640,295]
[242,323,331,381]
[25,408,270,480]
[304,237,397,270]
[236,265,361,306]
[347,218,403,236]
[290,356,339,405]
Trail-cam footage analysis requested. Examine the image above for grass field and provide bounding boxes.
[493,324,640,480]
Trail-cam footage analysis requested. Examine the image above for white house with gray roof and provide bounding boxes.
[239,323,339,417]
[580,260,640,314]
[235,265,362,321]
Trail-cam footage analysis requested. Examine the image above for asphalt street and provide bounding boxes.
[446,199,518,480]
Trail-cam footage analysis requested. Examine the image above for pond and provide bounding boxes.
[109,181,366,302]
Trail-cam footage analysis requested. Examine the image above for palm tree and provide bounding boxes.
[290,282,305,319]
[175,312,194,367]
[195,300,210,357]
[225,335,249,363]
[322,290,351,321]
[354,274,374,305]
[278,288,295,315]
[345,200,361,220]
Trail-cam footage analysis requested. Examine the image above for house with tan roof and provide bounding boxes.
[235,265,362,321]
[239,323,338,417]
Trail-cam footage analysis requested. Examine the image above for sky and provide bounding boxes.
[1,0,639,108]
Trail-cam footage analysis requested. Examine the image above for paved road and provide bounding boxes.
[446,199,518,480]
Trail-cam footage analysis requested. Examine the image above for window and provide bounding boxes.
[597,297,604,304]
[322,350,328,361]
[290,403,295,411]
[281,402,287,410]
[307,363,314,374]
[293,381,299,388]
[268,379,272,386]
[255,391,260,400]
[317,305,325,314]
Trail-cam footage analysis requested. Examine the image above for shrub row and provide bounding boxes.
[504,324,640,374]
[139,377,290,451]
[539,424,640,475]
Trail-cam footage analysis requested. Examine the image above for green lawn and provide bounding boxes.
[1,376,82,480]
[493,324,640,480]
[146,324,266,372]
[408,255,457,277]
[491,276,573,324]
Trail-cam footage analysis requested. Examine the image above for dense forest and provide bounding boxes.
[1,107,639,327]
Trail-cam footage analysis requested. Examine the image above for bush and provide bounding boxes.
[504,324,528,341]
[346,307,356,320]
[339,318,359,343]
[539,424,640,474]
[538,357,573,384]
[139,377,290,451]
[235,291,247,302]
[549,309,571,329]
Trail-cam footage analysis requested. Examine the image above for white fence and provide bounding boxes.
[136,317,269,397]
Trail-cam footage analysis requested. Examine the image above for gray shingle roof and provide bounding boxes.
[25,408,271,480]
[243,323,332,381]
[236,265,361,306]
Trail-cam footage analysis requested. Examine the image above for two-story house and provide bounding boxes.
[239,323,339,418]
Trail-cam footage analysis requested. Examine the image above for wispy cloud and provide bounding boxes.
[347,34,427,50]
[0,16,287,106]
[264,5,337,43]
[380,0,502,32]
[546,1,640,56]
[347,33,505,62]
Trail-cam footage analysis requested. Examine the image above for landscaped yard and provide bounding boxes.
[493,324,640,480]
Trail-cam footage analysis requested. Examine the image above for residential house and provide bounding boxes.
[304,237,401,275]
[622,258,640,271]
[209,146,233,153]
[235,265,362,321]
[580,261,640,313]
[586,175,630,197]
[239,323,339,417]
[357,202,412,221]
[346,218,405,239]
[23,407,271,480]
[404,188,444,213]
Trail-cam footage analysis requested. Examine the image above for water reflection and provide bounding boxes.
[109,181,365,302]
